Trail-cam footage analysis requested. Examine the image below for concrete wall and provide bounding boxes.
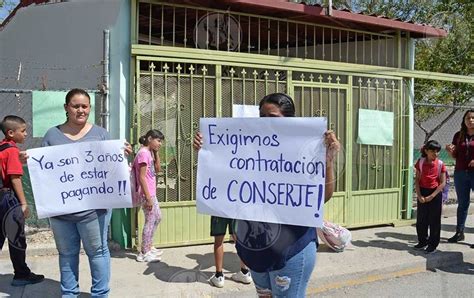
[0,0,130,141]
[0,0,132,246]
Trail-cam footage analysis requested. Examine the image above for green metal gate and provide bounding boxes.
[131,55,405,248]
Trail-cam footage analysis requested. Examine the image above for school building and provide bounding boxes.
[0,0,472,249]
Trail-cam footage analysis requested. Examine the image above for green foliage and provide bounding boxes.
[331,0,473,138]
[0,0,18,22]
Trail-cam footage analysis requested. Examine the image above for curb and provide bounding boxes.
[307,242,474,295]
[1,242,123,260]
[309,246,474,294]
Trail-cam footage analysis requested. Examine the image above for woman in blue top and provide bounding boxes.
[194,93,340,297]
[41,88,132,297]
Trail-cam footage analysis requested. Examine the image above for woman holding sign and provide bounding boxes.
[40,88,131,297]
[194,93,340,297]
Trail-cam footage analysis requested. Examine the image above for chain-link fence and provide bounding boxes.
[414,102,474,165]
[0,90,103,228]
[413,102,474,207]
[1,91,47,227]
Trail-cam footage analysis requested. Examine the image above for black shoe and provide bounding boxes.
[414,243,428,250]
[471,244,474,249]
[425,246,437,254]
[11,272,45,287]
[447,231,464,243]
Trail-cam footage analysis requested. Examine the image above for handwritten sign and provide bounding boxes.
[27,140,132,219]
[196,117,327,227]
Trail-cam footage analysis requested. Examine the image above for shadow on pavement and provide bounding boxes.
[352,231,474,275]
[0,274,91,297]
[430,261,474,275]
[440,223,474,234]
[112,250,243,284]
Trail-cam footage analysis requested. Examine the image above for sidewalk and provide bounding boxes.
[1,206,473,297]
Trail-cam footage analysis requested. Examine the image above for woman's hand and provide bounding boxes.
[19,151,29,164]
[123,142,133,156]
[468,160,474,168]
[21,204,30,218]
[324,130,340,163]
[193,132,203,151]
[418,196,426,203]
[445,144,455,156]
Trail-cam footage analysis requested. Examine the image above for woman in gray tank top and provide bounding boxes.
[41,88,131,297]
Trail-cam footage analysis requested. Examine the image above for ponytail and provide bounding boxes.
[139,129,165,146]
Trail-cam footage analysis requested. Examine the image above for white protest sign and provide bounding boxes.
[27,140,133,218]
[196,117,327,227]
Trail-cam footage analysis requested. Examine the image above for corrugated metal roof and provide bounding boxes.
[2,0,448,38]
[218,0,447,38]
[328,4,446,34]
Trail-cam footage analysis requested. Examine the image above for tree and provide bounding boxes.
[329,0,473,143]
[0,0,19,22]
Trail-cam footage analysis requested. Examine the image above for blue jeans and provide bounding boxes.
[50,210,111,297]
[250,241,316,297]
[454,170,474,230]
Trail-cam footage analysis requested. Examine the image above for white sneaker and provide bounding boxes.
[136,251,161,263]
[209,274,225,288]
[231,270,252,284]
[150,247,164,256]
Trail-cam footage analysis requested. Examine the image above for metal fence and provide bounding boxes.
[413,102,474,166]
[136,1,400,67]
[0,91,47,227]
[0,89,103,228]
[412,102,474,207]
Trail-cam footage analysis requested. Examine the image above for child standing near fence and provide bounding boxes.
[133,129,165,262]
[0,115,44,286]
[414,140,446,254]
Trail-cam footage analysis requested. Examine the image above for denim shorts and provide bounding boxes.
[250,241,316,297]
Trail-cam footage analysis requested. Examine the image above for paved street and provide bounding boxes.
[1,207,473,297]
[317,263,474,297]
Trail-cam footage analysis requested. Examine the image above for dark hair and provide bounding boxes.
[420,140,442,157]
[259,93,295,117]
[139,129,165,145]
[458,109,474,143]
[1,115,26,135]
[65,88,90,105]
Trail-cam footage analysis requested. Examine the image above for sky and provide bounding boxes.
[0,0,20,22]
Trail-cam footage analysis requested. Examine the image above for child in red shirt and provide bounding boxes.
[414,140,447,254]
[0,115,44,286]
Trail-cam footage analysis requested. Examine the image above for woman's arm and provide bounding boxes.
[324,130,340,202]
[325,160,335,202]
[445,144,456,159]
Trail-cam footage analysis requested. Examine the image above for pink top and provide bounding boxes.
[133,147,157,197]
